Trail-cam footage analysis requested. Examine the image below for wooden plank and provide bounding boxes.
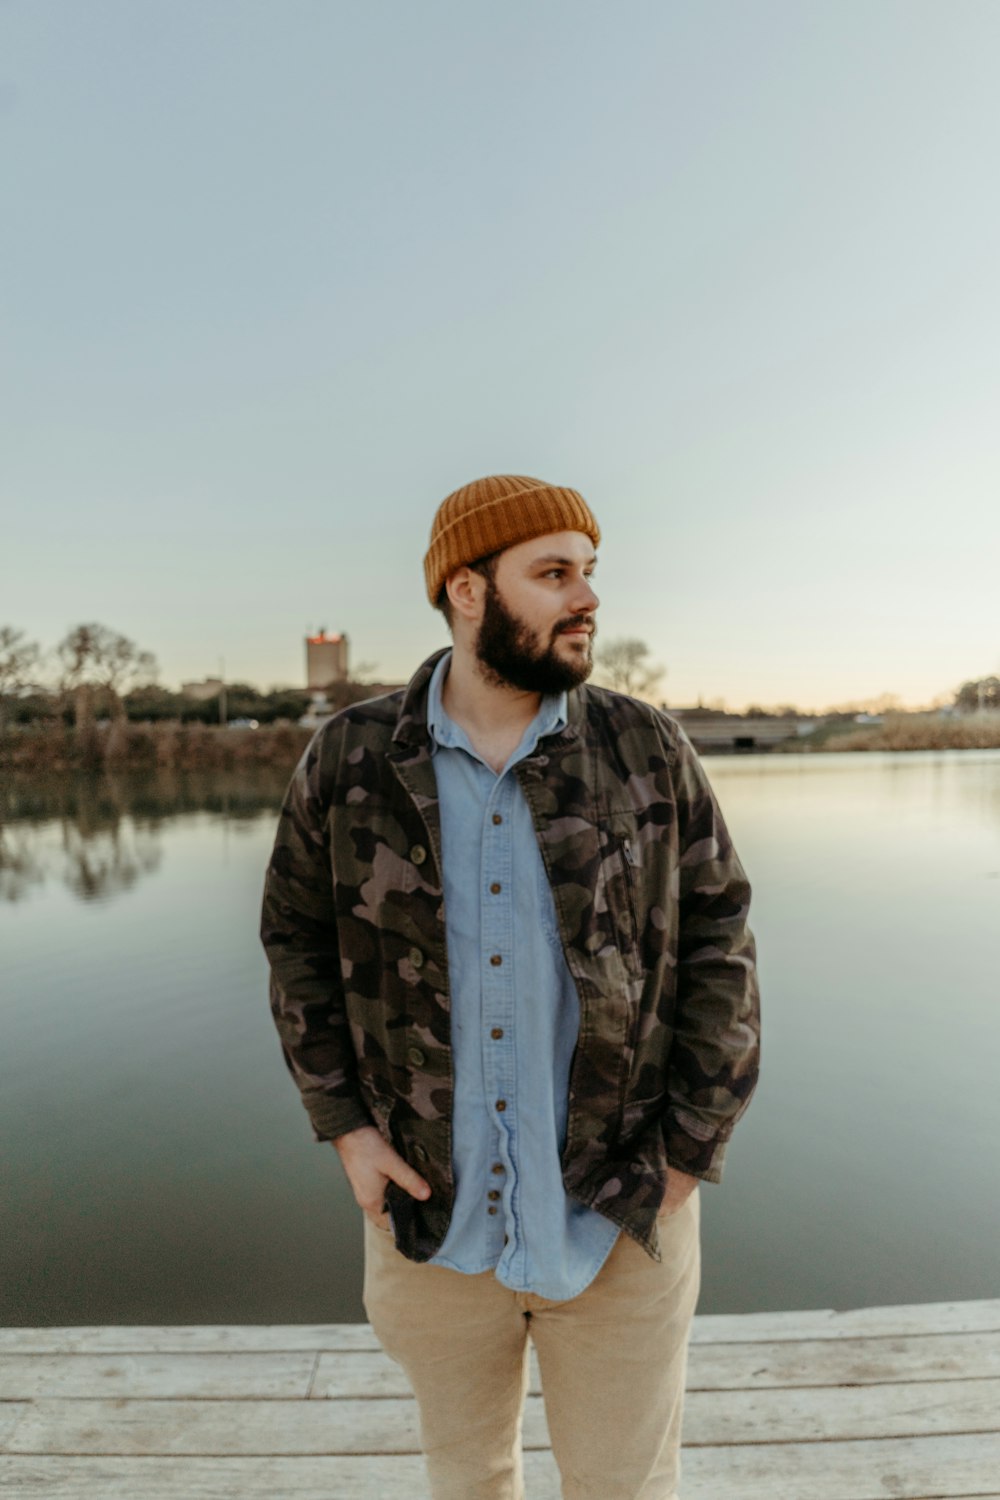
[0,1454,441,1499]
[0,1353,315,1401]
[8,1378,1000,1457]
[2,1299,997,1355]
[4,1395,549,1455]
[0,1326,381,1355]
[691,1298,1000,1344]
[2,1437,1000,1500]
[0,1406,31,1449]
[682,1378,1000,1445]
[676,1434,1000,1498]
[685,1331,1000,1389]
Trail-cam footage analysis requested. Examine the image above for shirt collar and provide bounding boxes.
[426,648,568,755]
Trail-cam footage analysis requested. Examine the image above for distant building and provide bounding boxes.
[306,630,349,690]
[181,677,223,701]
[669,708,814,753]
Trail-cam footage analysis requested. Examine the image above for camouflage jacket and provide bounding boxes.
[260,647,760,1262]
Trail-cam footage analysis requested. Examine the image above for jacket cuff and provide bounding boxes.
[302,1091,375,1143]
[663,1118,730,1185]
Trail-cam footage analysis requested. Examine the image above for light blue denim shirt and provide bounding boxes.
[424,649,620,1299]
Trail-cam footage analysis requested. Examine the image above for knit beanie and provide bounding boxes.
[424,474,601,608]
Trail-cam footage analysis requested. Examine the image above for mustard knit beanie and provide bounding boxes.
[424,473,601,608]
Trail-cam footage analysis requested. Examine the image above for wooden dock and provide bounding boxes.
[2,1299,998,1497]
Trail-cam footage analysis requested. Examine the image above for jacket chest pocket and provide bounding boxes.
[599,812,643,977]
[536,805,644,977]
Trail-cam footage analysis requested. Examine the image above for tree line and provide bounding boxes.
[0,623,313,731]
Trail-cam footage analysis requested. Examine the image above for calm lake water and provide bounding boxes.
[2,752,999,1326]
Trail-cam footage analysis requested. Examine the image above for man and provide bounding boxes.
[260,473,760,1500]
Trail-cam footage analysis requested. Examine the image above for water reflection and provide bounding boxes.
[0,823,45,903]
[2,753,998,1326]
[1,767,291,905]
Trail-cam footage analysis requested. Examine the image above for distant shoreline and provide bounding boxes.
[0,720,314,773]
[772,711,1000,755]
[2,711,1000,772]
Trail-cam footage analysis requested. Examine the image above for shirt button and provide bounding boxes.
[487,1189,500,1201]
[409,948,425,969]
[490,1028,504,1040]
[491,1162,505,1174]
[490,882,501,894]
[407,1046,426,1066]
[495,1100,507,1112]
[487,1206,498,1216]
[490,954,503,967]
[492,813,503,826]
[410,844,427,865]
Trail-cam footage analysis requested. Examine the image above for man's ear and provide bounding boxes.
[445,567,485,624]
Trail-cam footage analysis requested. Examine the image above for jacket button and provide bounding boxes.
[495,1099,507,1112]
[490,1027,504,1040]
[487,1189,500,1201]
[487,1206,498,1215]
[492,813,503,825]
[410,844,427,865]
[412,1143,429,1163]
[490,954,503,967]
[409,948,425,969]
[407,1046,426,1066]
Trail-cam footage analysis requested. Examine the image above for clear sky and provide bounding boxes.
[3,0,998,711]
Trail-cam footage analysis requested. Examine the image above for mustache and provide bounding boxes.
[556,616,597,636]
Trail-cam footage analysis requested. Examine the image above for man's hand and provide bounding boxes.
[333,1125,431,1230]
[657,1167,699,1219]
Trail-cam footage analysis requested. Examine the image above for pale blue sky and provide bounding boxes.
[3,0,998,709]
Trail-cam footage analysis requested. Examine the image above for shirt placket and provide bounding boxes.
[480,771,519,1264]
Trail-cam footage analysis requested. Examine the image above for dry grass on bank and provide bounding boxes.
[824,711,1000,752]
[0,720,314,773]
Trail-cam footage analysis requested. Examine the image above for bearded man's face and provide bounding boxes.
[474,569,597,694]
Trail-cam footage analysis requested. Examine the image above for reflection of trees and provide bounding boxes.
[59,819,162,902]
[0,823,46,903]
[0,767,290,905]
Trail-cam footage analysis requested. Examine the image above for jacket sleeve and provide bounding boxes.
[259,732,374,1143]
[662,726,760,1184]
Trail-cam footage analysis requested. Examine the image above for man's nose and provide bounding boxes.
[573,577,599,613]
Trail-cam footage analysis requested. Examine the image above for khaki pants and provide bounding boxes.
[362,1189,701,1500]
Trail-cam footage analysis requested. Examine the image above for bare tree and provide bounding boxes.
[592,637,665,700]
[56,623,158,726]
[955,675,1000,713]
[0,626,42,733]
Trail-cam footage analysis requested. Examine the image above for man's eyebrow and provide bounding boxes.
[531,553,599,568]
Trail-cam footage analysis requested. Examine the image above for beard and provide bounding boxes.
[474,577,596,694]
